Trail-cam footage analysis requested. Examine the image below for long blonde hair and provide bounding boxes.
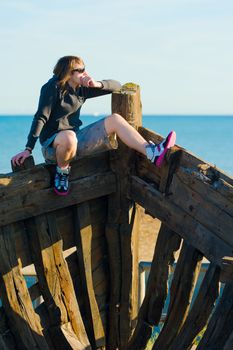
[53,55,84,89]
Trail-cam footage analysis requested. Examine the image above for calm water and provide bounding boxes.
[0,115,232,176]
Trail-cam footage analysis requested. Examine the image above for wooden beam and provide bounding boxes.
[223,329,233,350]
[0,171,116,227]
[170,169,233,247]
[25,213,90,349]
[126,224,181,350]
[105,222,122,350]
[169,263,220,350]
[0,296,21,350]
[130,176,233,265]
[0,224,49,350]
[0,152,110,200]
[105,83,141,350]
[73,202,105,349]
[119,203,139,347]
[197,282,233,350]
[153,242,203,350]
[138,126,233,187]
[220,256,233,283]
[174,167,233,214]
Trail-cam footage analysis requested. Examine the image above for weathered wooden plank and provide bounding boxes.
[135,149,181,194]
[181,154,233,187]
[197,282,233,350]
[138,126,233,186]
[130,176,233,265]
[9,221,34,272]
[220,256,233,283]
[44,197,107,255]
[0,197,107,276]
[91,232,108,318]
[0,165,50,196]
[175,167,233,215]
[158,148,181,194]
[170,171,233,248]
[223,329,233,350]
[153,242,203,350]
[1,151,110,195]
[104,84,141,350]
[126,224,181,350]
[25,213,90,349]
[73,202,105,349]
[47,213,89,343]
[213,177,233,202]
[0,224,49,350]
[65,229,108,344]
[105,223,121,350]
[0,171,116,227]
[119,203,139,347]
[169,263,220,350]
[135,153,161,186]
[113,84,141,350]
[0,337,11,350]
[0,308,18,350]
[28,282,41,303]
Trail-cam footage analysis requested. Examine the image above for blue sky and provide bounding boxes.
[0,0,232,115]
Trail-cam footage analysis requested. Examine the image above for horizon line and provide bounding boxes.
[0,113,233,117]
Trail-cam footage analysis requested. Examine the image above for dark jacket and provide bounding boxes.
[26,76,121,149]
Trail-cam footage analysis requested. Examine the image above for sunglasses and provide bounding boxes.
[72,67,85,73]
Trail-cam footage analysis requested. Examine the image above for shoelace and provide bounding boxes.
[59,173,68,187]
[151,142,163,160]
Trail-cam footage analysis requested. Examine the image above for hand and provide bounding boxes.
[11,150,31,167]
[79,72,101,88]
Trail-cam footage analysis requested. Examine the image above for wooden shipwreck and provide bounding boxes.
[0,84,233,350]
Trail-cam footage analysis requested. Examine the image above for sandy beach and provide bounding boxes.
[138,206,161,262]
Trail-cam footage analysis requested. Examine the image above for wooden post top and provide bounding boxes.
[112,82,142,129]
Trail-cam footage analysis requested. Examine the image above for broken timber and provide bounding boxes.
[0,83,232,350]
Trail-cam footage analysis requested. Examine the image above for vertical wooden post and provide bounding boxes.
[152,242,203,350]
[105,83,141,349]
[73,202,106,349]
[197,282,233,350]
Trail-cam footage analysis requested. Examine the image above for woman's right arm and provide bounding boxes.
[11,81,58,166]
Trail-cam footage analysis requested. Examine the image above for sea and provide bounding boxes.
[0,115,233,177]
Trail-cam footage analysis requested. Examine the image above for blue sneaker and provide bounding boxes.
[54,166,70,196]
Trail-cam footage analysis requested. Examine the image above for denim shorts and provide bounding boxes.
[41,117,118,164]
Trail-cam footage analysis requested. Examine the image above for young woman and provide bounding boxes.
[11,55,176,195]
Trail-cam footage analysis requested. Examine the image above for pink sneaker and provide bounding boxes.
[146,131,176,167]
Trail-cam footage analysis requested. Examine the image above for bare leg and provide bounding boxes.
[104,113,149,156]
[53,130,77,168]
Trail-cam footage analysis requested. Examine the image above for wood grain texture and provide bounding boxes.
[25,214,90,350]
[169,263,220,350]
[73,202,105,350]
[197,282,233,350]
[0,172,116,227]
[105,84,141,350]
[0,224,49,350]
[130,176,233,265]
[127,224,181,350]
[153,242,203,350]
